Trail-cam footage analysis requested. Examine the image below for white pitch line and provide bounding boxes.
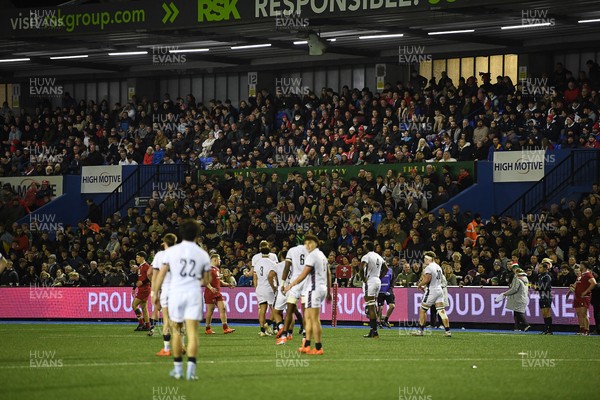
[0,329,74,332]
[40,335,139,339]
[3,358,600,370]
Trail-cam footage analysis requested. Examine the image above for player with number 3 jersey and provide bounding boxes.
[254,241,278,337]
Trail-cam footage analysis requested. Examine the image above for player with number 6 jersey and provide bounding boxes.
[285,235,331,355]
[279,243,308,344]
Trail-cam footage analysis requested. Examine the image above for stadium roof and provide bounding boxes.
[1,0,599,79]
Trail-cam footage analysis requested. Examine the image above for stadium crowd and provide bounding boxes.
[0,65,599,306]
[0,62,599,179]
[0,165,598,294]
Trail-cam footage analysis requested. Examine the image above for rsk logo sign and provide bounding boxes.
[198,0,240,22]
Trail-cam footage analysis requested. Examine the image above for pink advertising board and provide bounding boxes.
[0,286,588,325]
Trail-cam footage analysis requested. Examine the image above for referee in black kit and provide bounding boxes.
[534,258,554,335]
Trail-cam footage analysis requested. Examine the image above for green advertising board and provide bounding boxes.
[2,0,513,37]
[198,161,474,183]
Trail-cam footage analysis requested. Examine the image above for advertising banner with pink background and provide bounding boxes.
[0,286,590,325]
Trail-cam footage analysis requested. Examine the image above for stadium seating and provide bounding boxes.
[0,69,599,291]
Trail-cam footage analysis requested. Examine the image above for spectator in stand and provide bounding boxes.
[143,147,154,165]
[237,267,253,287]
[0,261,18,286]
[396,261,417,287]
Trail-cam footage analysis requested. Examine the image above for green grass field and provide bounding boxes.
[1,323,598,400]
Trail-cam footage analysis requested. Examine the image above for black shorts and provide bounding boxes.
[539,297,552,309]
[377,290,395,306]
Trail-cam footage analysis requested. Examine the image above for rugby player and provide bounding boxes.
[154,219,211,380]
[285,235,331,355]
[377,259,395,329]
[132,251,152,332]
[280,242,308,343]
[204,253,235,335]
[534,258,554,335]
[413,251,451,337]
[270,252,288,345]
[361,242,388,338]
[252,240,278,334]
[572,262,597,335]
[254,242,278,336]
[152,233,178,355]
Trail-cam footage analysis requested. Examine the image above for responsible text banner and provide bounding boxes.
[493,150,545,183]
[80,165,122,193]
[3,0,484,37]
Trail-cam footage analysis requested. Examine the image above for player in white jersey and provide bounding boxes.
[151,233,177,355]
[252,240,279,334]
[251,241,279,266]
[280,243,308,343]
[269,251,288,344]
[360,242,388,339]
[254,242,278,337]
[441,271,449,308]
[154,219,212,380]
[285,235,331,355]
[413,251,451,337]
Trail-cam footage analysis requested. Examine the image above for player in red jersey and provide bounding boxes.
[132,251,152,331]
[204,253,236,335]
[571,262,597,335]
